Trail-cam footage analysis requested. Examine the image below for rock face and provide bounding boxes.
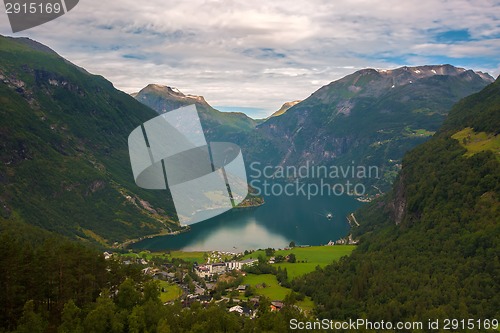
[254,65,494,190]
[133,84,211,114]
[389,173,407,225]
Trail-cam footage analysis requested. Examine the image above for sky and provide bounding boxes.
[1,0,500,118]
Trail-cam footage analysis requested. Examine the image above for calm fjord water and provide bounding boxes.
[131,191,363,252]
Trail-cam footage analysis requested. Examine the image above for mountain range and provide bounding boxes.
[133,65,494,192]
[257,65,493,187]
[0,34,496,244]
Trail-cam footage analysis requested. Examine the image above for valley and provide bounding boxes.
[0,32,498,333]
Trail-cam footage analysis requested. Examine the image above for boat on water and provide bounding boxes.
[326,213,333,220]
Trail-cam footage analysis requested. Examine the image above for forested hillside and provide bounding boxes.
[0,36,181,245]
[292,78,500,323]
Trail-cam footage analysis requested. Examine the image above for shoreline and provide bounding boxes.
[115,200,265,249]
[113,226,191,249]
[234,200,265,209]
[114,243,357,256]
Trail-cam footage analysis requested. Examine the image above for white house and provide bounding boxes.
[226,258,258,270]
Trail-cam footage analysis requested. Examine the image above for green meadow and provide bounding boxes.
[241,274,315,312]
[243,245,356,279]
[452,127,500,161]
[122,250,207,263]
[158,280,183,303]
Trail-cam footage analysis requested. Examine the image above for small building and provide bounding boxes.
[194,284,205,295]
[210,262,227,274]
[229,305,253,317]
[194,265,211,278]
[270,301,284,311]
[241,307,253,317]
[226,261,240,271]
[239,258,258,269]
[195,262,227,278]
[249,297,260,305]
[226,258,258,271]
[229,305,243,314]
[198,295,212,303]
[152,271,169,280]
[236,284,248,292]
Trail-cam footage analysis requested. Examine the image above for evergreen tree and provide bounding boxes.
[15,300,47,333]
[58,300,83,333]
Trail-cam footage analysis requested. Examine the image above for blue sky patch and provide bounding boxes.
[122,54,147,60]
[215,106,269,119]
[242,48,286,59]
[435,29,472,43]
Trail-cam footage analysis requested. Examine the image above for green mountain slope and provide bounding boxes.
[294,77,500,322]
[257,65,494,190]
[0,36,181,245]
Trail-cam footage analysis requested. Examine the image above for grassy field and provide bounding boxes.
[243,245,356,279]
[168,251,207,263]
[243,274,290,300]
[158,280,183,303]
[452,127,500,161]
[237,245,356,312]
[122,250,207,263]
[404,126,436,137]
[121,250,241,264]
[241,274,314,312]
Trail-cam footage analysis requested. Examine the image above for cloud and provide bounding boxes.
[1,0,499,117]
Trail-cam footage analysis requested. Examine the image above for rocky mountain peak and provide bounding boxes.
[374,64,494,82]
[270,100,302,118]
[138,84,206,102]
[132,84,209,114]
[308,64,494,104]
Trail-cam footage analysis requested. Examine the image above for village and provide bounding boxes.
[104,250,290,318]
[102,239,359,318]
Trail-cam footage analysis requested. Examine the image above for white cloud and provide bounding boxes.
[0,0,499,116]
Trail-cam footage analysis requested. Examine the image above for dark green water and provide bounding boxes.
[131,190,363,252]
